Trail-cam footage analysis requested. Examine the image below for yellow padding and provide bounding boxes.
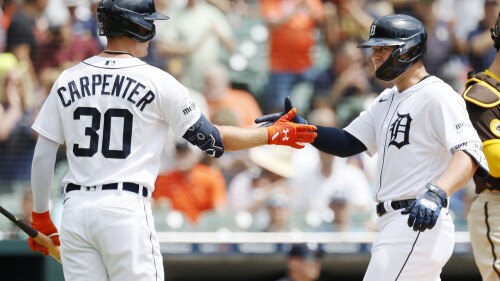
[491,119,500,138]
[483,139,500,178]
[463,78,500,108]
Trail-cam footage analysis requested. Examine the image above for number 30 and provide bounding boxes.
[73,107,133,159]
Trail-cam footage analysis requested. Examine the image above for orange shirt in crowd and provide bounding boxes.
[153,164,227,223]
[260,0,325,72]
[207,88,263,128]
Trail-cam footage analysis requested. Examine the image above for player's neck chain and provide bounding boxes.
[102,50,134,57]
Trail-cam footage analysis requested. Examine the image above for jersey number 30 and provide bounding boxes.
[73,107,133,159]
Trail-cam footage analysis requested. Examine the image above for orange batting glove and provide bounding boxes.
[267,108,317,149]
[29,211,60,256]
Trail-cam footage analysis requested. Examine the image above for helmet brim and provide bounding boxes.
[357,38,404,48]
[144,12,169,20]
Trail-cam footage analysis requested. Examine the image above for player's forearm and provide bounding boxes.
[435,150,478,197]
[31,136,59,213]
[217,125,268,151]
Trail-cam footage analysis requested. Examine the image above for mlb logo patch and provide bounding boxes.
[105,60,116,66]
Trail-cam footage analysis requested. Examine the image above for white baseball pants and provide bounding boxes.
[60,189,164,281]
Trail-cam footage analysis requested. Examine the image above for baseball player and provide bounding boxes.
[257,14,489,281]
[26,0,318,280]
[464,11,500,281]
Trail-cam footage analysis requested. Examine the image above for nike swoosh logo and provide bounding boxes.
[379,98,388,103]
[271,131,279,141]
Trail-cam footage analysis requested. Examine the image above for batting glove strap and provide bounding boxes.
[426,183,448,207]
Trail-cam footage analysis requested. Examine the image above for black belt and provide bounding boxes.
[376,199,416,216]
[65,182,148,197]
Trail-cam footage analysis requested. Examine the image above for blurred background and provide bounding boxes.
[0,0,497,280]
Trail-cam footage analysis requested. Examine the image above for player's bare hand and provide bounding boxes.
[29,211,60,255]
[267,108,317,149]
[401,184,448,232]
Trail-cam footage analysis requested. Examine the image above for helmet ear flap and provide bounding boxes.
[402,43,424,63]
[375,47,401,81]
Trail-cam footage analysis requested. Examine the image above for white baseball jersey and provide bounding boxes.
[345,76,485,202]
[32,56,201,192]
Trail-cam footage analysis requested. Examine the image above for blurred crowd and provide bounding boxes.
[0,0,497,238]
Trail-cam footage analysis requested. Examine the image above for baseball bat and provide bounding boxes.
[0,205,61,263]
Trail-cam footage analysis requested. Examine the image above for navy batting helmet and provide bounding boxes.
[491,12,500,51]
[97,0,169,43]
[358,14,427,81]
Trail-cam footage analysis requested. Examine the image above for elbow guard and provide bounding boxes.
[183,114,224,158]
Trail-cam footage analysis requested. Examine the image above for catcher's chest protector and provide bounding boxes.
[463,72,500,108]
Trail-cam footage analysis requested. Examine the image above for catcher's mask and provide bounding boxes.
[358,14,427,81]
[97,0,169,43]
[492,12,500,51]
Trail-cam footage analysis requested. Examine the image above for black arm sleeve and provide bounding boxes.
[312,126,367,157]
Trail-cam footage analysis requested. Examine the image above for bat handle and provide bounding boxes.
[17,219,38,238]
[0,206,62,263]
[34,233,62,263]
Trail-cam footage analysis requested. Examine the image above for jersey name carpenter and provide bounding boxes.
[57,74,155,111]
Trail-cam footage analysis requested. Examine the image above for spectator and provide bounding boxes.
[260,0,325,114]
[412,0,467,90]
[264,193,293,232]
[466,0,500,73]
[153,139,228,224]
[387,0,417,16]
[326,156,374,231]
[228,145,296,230]
[0,52,23,141]
[155,0,236,91]
[65,0,103,49]
[0,0,18,52]
[276,243,324,281]
[5,0,48,81]
[291,107,373,231]
[323,0,382,50]
[0,52,37,190]
[312,40,374,126]
[434,0,484,45]
[290,107,334,214]
[35,18,101,74]
[202,62,263,128]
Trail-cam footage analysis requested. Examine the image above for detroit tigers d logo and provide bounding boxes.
[370,24,376,36]
[389,112,412,149]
